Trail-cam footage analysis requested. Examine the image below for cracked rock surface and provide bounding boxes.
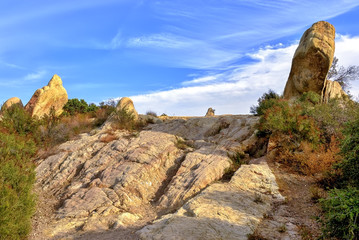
[33,115,282,239]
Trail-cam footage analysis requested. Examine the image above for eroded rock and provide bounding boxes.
[283,21,335,99]
[1,97,23,112]
[34,115,262,239]
[322,79,347,103]
[205,107,215,117]
[116,97,139,121]
[25,74,68,117]
[138,158,284,240]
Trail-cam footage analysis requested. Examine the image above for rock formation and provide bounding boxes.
[25,74,68,118]
[205,107,215,117]
[1,97,23,112]
[116,97,138,120]
[283,21,337,99]
[33,115,271,239]
[138,158,284,240]
[322,79,347,103]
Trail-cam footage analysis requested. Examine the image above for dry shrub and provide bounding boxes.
[100,133,118,143]
[296,138,341,175]
[268,135,340,175]
[39,113,97,148]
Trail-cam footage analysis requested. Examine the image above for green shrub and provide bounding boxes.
[337,118,359,188]
[0,132,37,240]
[258,99,321,145]
[114,108,136,131]
[319,187,359,240]
[250,89,280,116]
[62,98,98,116]
[0,105,39,135]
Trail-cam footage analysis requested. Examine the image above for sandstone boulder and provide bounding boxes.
[205,107,215,117]
[322,79,347,103]
[1,97,23,112]
[283,21,335,99]
[25,74,68,117]
[116,97,138,120]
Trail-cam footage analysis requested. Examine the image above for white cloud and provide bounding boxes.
[335,35,359,97]
[24,70,47,81]
[125,33,240,69]
[127,35,359,116]
[182,75,220,86]
[127,34,191,49]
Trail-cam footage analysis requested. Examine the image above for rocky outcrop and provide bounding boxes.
[205,107,215,117]
[1,97,23,112]
[322,79,347,103]
[25,74,68,118]
[33,115,267,239]
[138,158,284,240]
[116,97,138,120]
[283,21,335,99]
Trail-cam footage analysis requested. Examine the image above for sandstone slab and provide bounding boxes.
[138,158,284,240]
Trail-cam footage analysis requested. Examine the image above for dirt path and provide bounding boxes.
[253,161,322,240]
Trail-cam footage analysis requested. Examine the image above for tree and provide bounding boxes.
[250,89,280,116]
[327,57,359,91]
[63,98,98,116]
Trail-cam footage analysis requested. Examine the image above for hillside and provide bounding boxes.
[1,20,359,240]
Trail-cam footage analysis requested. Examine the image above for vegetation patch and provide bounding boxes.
[253,89,359,239]
[0,106,37,240]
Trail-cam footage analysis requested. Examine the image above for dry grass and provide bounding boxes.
[100,132,118,143]
[268,135,340,176]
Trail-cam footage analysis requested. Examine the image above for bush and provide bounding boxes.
[114,108,137,131]
[146,110,157,117]
[258,99,321,145]
[0,131,37,240]
[62,98,99,116]
[250,89,280,116]
[337,118,359,188]
[0,104,39,136]
[320,187,359,239]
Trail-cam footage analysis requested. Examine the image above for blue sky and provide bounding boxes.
[1,0,359,115]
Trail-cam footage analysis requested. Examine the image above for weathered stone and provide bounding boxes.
[116,97,138,120]
[1,97,23,112]
[138,158,284,240]
[34,115,262,238]
[283,21,335,99]
[25,74,68,117]
[322,79,347,103]
[205,107,215,117]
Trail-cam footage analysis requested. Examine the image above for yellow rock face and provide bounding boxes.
[205,107,215,117]
[322,79,347,103]
[284,21,335,99]
[1,97,23,112]
[25,74,68,118]
[116,97,139,120]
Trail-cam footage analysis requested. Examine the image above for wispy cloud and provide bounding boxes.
[126,35,359,116]
[127,34,192,49]
[124,33,240,69]
[0,61,26,70]
[89,0,359,71]
[24,70,47,81]
[0,0,125,28]
[0,70,48,87]
[182,75,220,86]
